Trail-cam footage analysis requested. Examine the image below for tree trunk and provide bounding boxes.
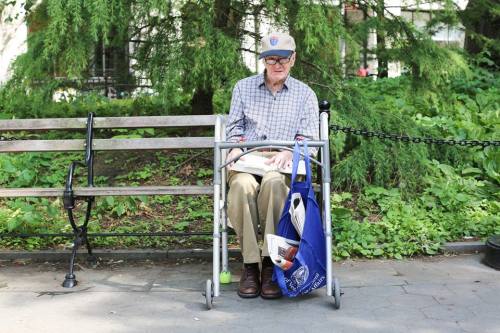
[190,0,244,115]
[191,88,214,115]
[375,1,388,78]
[461,0,499,66]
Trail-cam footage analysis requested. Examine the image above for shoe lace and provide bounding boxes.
[244,264,258,277]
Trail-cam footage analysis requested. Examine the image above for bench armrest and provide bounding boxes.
[63,161,85,209]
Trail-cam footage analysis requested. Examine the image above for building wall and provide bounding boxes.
[347,0,468,77]
[0,1,27,84]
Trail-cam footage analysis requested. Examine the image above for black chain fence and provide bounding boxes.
[330,125,500,148]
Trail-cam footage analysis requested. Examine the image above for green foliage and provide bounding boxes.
[0,89,187,119]
[0,152,75,187]
[328,68,499,259]
[460,0,500,66]
[344,0,469,87]
[1,0,476,114]
[0,148,215,249]
[283,1,344,96]
[421,160,499,239]
[0,152,76,236]
[329,68,499,193]
[413,66,500,185]
[42,0,130,78]
[330,77,432,193]
[332,170,499,260]
[0,198,63,233]
[399,38,469,91]
[333,187,443,259]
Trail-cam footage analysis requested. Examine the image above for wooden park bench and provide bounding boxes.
[0,101,333,295]
[0,114,217,287]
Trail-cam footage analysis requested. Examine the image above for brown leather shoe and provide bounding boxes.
[237,263,260,298]
[261,258,282,299]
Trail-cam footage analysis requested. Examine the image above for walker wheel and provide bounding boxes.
[332,277,341,309]
[204,279,214,310]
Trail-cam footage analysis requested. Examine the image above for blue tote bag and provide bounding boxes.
[274,141,327,297]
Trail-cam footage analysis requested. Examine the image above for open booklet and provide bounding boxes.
[266,234,300,271]
[231,153,306,176]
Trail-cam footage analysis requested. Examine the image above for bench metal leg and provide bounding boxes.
[63,235,79,288]
[62,198,95,288]
[82,199,97,266]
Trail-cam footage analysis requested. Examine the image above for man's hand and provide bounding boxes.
[226,148,245,171]
[265,150,293,169]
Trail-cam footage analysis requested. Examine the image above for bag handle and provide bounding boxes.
[291,141,312,185]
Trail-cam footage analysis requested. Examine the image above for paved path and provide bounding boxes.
[0,254,498,333]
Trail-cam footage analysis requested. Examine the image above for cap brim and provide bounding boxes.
[258,50,293,59]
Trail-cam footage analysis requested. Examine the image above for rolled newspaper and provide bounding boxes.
[289,192,305,236]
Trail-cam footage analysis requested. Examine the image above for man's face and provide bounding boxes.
[263,53,295,84]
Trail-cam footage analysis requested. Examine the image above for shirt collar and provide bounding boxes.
[258,71,291,91]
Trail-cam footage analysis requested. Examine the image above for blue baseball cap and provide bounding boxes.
[259,32,296,59]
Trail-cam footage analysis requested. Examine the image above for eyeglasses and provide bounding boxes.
[264,57,292,65]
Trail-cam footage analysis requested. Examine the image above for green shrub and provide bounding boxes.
[332,162,499,260]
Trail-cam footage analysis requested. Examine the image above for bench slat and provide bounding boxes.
[94,115,217,129]
[0,137,214,152]
[0,186,214,197]
[0,188,64,197]
[0,139,85,152]
[0,118,87,130]
[0,115,218,131]
[93,137,214,150]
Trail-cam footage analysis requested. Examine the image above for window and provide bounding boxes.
[401,10,465,47]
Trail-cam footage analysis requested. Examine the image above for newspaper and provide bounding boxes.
[289,192,306,236]
[266,234,299,271]
[231,154,306,177]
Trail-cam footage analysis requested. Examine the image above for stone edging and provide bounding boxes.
[0,248,242,262]
[441,241,486,254]
[0,242,485,262]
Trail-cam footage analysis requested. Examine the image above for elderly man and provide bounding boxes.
[225,32,319,299]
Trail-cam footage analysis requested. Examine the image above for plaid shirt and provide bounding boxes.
[226,73,319,146]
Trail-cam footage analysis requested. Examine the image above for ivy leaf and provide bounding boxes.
[114,204,126,217]
[7,218,20,232]
[105,197,115,206]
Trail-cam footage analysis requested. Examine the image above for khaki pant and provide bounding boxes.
[227,153,290,264]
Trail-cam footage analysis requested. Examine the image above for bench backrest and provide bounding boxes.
[0,115,219,152]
